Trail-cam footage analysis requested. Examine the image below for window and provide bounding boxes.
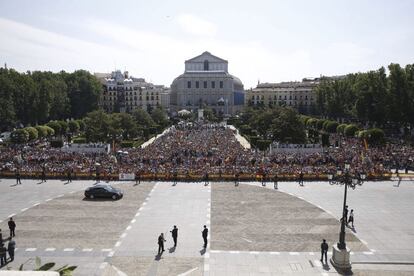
[284,95,287,100]
[203,81,207,88]
[196,81,199,88]
[204,60,209,71]
[211,81,215,88]
[305,95,308,100]
[187,81,191,88]
[279,95,281,100]
[220,81,223,88]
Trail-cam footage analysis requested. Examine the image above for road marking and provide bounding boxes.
[249,251,259,254]
[145,197,150,201]
[45,248,56,251]
[309,252,315,255]
[289,252,299,255]
[33,203,40,207]
[178,267,199,276]
[350,252,355,255]
[120,233,127,239]
[370,249,376,252]
[210,250,221,253]
[107,251,114,257]
[20,208,28,212]
[69,191,76,194]
[115,241,121,247]
[360,239,368,245]
[126,225,132,231]
[56,194,64,198]
[8,213,16,218]
[26,248,37,252]
[321,273,329,276]
[204,252,209,258]
[241,237,252,243]
[135,212,140,217]
[270,252,280,255]
[206,213,210,218]
[101,248,112,252]
[229,251,240,254]
[142,202,147,206]
[45,198,53,202]
[82,248,93,252]
[64,248,74,251]
[131,219,136,223]
[363,251,374,255]
[203,264,209,272]
[111,264,127,276]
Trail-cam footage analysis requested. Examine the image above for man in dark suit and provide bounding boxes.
[299,171,304,186]
[41,165,47,183]
[170,225,178,247]
[7,239,15,262]
[0,243,7,266]
[202,225,208,248]
[15,168,22,185]
[204,172,209,186]
[320,239,328,263]
[273,173,278,190]
[8,218,16,237]
[158,233,166,254]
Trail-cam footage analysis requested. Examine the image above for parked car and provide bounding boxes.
[84,184,123,200]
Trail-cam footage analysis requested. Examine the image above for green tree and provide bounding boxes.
[46,121,62,136]
[132,108,155,127]
[11,129,29,143]
[151,107,169,128]
[84,109,111,142]
[25,127,39,141]
[68,120,80,134]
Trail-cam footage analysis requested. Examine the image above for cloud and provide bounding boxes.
[176,14,217,37]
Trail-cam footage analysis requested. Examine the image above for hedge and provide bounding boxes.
[344,124,359,137]
[73,137,87,144]
[324,121,339,133]
[11,129,29,143]
[336,124,347,135]
[120,141,134,148]
[25,127,38,141]
[35,125,48,138]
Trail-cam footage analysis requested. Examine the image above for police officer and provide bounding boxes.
[170,225,178,247]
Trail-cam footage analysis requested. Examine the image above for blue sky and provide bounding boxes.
[1,0,413,88]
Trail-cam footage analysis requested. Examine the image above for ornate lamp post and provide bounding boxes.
[327,163,366,270]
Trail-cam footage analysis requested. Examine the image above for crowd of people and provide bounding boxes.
[0,123,413,180]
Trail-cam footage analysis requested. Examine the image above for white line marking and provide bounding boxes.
[289,252,299,255]
[115,241,121,247]
[69,191,76,194]
[204,252,209,258]
[142,202,147,206]
[131,219,136,223]
[126,226,132,231]
[56,194,64,198]
[26,248,37,252]
[321,273,329,276]
[229,251,240,254]
[82,248,93,252]
[309,252,315,255]
[135,212,140,217]
[20,208,28,212]
[206,213,210,218]
[370,249,376,252]
[249,251,259,254]
[107,251,114,257]
[350,252,355,255]
[360,239,368,245]
[363,251,374,255]
[241,237,252,243]
[111,264,127,276]
[120,233,127,239]
[210,250,221,253]
[45,248,55,251]
[270,251,280,255]
[101,248,112,252]
[33,203,40,207]
[8,213,16,218]
[64,248,74,251]
[45,198,53,202]
[178,267,199,276]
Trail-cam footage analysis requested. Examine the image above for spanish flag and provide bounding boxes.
[363,138,368,150]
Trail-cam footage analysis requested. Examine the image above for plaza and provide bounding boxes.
[1,178,413,275]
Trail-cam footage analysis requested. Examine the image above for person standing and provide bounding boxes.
[67,167,72,183]
[273,173,278,190]
[204,172,209,186]
[235,171,240,187]
[320,239,328,263]
[348,209,354,228]
[0,243,6,266]
[41,165,47,183]
[15,168,22,185]
[202,225,208,248]
[0,229,3,244]
[298,171,304,186]
[173,170,178,186]
[7,239,15,262]
[135,170,141,185]
[170,225,178,247]
[344,205,349,225]
[262,171,267,187]
[8,218,16,237]
[158,233,166,254]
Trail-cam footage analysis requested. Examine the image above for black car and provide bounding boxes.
[84,184,123,200]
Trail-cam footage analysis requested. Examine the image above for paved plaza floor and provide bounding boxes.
[0,178,413,275]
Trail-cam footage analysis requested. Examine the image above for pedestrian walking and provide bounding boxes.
[273,173,278,190]
[320,239,328,264]
[202,225,208,248]
[348,209,354,228]
[7,239,15,262]
[15,168,22,185]
[8,218,16,237]
[344,205,349,225]
[298,171,304,186]
[0,243,6,266]
[170,225,178,247]
[157,233,166,254]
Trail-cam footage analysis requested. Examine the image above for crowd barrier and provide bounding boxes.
[0,171,397,181]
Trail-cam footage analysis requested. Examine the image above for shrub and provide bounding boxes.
[35,126,48,138]
[316,119,327,130]
[77,119,86,131]
[44,125,55,137]
[11,129,29,143]
[306,118,318,128]
[58,121,68,134]
[239,125,252,135]
[344,124,359,137]
[68,120,80,133]
[73,137,86,144]
[336,124,347,135]
[120,140,134,148]
[50,139,63,148]
[325,121,339,133]
[248,135,260,146]
[46,121,61,136]
[359,128,385,145]
[25,127,39,141]
[255,139,272,151]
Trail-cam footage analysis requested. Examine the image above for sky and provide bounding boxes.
[0,0,413,88]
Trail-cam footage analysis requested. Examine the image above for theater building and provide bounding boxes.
[170,51,245,115]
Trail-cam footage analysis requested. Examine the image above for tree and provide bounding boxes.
[110,113,138,139]
[25,127,39,141]
[151,107,169,128]
[46,121,62,136]
[132,108,155,128]
[84,109,111,142]
[11,129,29,143]
[344,124,359,137]
[68,120,80,134]
[35,125,48,138]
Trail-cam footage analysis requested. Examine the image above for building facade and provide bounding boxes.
[97,70,167,113]
[245,78,320,113]
[170,51,245,115]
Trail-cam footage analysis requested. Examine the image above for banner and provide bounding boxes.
[119,173,135,180]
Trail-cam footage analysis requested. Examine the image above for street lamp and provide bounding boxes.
[327,163,366,270]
